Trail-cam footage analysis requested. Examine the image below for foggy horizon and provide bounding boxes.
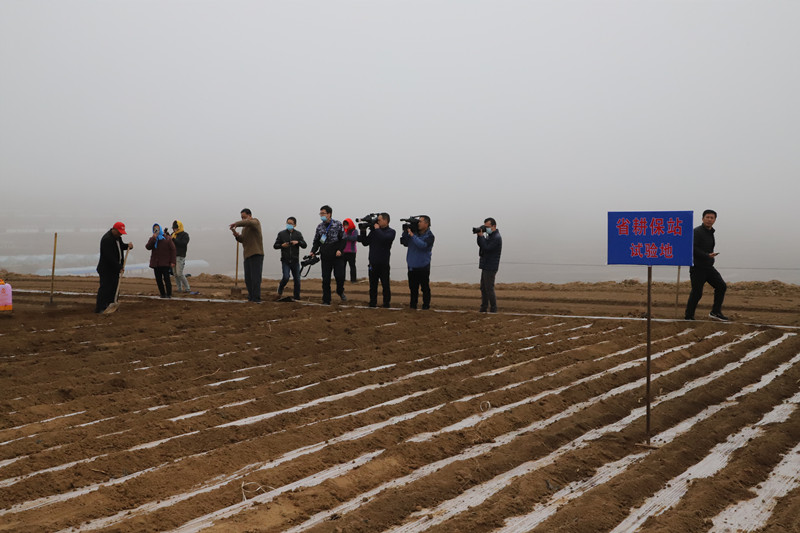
[2,1,799,286]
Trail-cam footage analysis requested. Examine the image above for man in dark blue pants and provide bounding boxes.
[362,213,396,308]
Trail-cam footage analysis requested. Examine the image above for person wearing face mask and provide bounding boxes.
[309,205,347,305]
[476,217,502,313]
[273,217,307,300]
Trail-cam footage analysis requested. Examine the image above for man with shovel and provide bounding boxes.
[95,222,133,313]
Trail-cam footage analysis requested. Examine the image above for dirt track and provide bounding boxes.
[1,274,799,532]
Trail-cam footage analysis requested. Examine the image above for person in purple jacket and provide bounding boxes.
[145,223,176,298]
[342,218,359,283]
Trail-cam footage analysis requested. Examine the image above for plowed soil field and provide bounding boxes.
[2,274,799,532]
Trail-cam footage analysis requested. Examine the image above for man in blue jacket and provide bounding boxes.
[362,212,396,308]
[476,217,502,313]
[400,216,435,310]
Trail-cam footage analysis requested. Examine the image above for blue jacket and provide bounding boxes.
[400,229,435,270]
[477,230,502,271]
[362,226,396,266]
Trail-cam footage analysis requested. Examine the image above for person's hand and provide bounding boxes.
[171,263,176,269]
[127,243,134,250]
[406,228,413,236]
[120,268,125,274]
[229,223,236,231]
[710,252,719,257]
[373,223,380,230]
[291,240,298,245]
[309,251,316,258]
[336,250,342,257]
[282,242,289,248]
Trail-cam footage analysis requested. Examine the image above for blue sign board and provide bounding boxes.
[608,211,693,266]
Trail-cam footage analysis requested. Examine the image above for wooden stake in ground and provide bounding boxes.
[103,248,130,314]
[231,241,243,297]
[46,232,58,307]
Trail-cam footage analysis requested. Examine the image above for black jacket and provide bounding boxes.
[362,226,396,266]
[273,229,307,263]
[97,229,128,274]
[172,231,190,257]
[692,225,715,268]
[477,230,502,271]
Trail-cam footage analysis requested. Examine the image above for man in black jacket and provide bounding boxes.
[273,217,307,300]
[477,217,502,313]
[310,205,347,305]
[95,222,133,313]
[362,213,396,308]
[685,209,728,321]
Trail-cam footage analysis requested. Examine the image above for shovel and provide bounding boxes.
[231,241,243,297]
[103,248,130,314]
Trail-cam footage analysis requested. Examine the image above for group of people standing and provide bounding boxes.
[96,207,504,312]
[94,220,192,313]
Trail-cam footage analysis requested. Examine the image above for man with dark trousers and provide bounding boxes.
[362,213,396,308]
[229,208,264,303]
[685,209,728,321]
[400,215,435,310]
[273,216,307,300]
[476,217,502,313]
[310,205,347,305]
[95,222,133,313]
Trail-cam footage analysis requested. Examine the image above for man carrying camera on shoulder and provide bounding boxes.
[273,216,307,301]
[310,205,347,305]
[475,217,502,313]
[400,215,434,310]
[362,212,396,308]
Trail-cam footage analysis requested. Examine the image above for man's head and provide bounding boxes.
[241,208,252,220]
[111,221,126,236]
[286,217,297,228]
[378,213,390,228]
[702,210,717,229]
[320,205,332,222]
[418,215,430,232]
[484,217,497,229]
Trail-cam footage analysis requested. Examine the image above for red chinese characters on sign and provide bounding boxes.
[630,243,643,258]
[660,243,674,258]
[617,216,683,237]
[667,217,683,236]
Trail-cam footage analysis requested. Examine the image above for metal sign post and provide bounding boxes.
[46,232,58,307]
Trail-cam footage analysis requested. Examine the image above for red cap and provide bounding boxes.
[112,222,127,235]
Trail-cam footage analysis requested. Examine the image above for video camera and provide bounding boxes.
[300,254,320,268]
[401,216,421,233]
[355,213,380,232]
[300,254,320,278]
[472,225,488,234]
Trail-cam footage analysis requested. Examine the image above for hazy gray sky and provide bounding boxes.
[2,1,799,283]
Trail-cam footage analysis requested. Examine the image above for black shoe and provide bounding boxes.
[421,304,430,310]
[709,311,730,321]
[369,303,377,308]
[479,307,487,313]
[382,303,391,308]
[684,315,695,321]
[322,301,331,305]
[340,293,348,302]
[489,308,497,313]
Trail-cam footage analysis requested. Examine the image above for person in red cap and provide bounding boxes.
[95,222,133,313]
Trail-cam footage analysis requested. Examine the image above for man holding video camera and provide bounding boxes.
[310,205,347,305]
[475,217,502,313]
[400,215,434,310]
[362,212,396,308]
